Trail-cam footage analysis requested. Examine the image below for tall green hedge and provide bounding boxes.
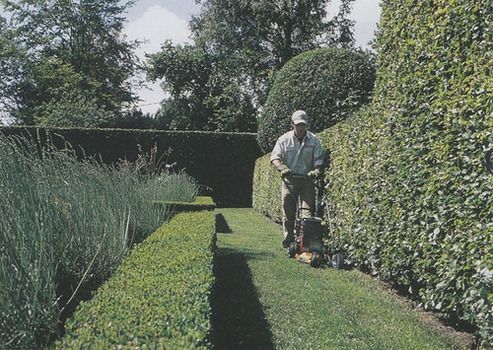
[253,1,493,343]
[0,127,262,207]
[326,0,493,342]
[257,47,375,153]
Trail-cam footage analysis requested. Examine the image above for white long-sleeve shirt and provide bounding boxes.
[270,130,324,175]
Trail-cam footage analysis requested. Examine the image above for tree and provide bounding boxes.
[147,0,356,132]
[0,0,140,125]
[111,109,155,129]
[5,56,115,127]
[204,82,257,131]
[0,15,25,118]
[147,41,212,130]
[190,0,356,104]
[192,0,355,67]
[154,98,206,131]
[147,40,257,132]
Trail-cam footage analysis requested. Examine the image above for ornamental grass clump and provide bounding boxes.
[0,134,199,349]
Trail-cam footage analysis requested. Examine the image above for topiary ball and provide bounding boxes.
[257,47,376,153]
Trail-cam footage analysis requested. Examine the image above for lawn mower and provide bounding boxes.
[285,175,344,269]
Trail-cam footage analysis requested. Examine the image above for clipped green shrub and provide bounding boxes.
[58,208,216,349]
[252,154,282,222]
[257,47,375,153]
[154,196,216,212]
[0,127,262,206]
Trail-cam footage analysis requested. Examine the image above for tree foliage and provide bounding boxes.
[0,15,24,117]
[192,0,355,68]
[147,0,356,132]
[257,47,376,152]
[147,40,257,132]
[0,0,140,126]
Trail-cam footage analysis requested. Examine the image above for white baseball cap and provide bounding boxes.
[291,110,309,125]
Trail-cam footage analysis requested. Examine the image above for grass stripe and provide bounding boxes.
[212,208,464,350]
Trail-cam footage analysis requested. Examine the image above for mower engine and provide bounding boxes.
[297,217,323,252]
[289,216,328,267]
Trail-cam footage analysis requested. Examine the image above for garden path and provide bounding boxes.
[210,208,468,350]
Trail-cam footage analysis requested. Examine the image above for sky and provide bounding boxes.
[1,0,381,119]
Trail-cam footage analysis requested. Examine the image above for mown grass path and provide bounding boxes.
[210,208,463,350]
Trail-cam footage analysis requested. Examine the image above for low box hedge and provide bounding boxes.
[153,196,216,212]
[58,208,215,349]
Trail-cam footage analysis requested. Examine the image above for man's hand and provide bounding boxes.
[276,164,292,178]
[307,168,321,179]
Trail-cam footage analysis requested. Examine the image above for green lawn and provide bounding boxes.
[210,208,463,350]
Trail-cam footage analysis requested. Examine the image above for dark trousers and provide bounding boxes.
[281,177,315,241]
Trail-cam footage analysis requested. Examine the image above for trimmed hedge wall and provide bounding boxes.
[252,154,283,223]
[253,1,493,343]
[58,207,216,349]
[0,127,262,207]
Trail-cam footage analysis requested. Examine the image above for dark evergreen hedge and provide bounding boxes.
[0,127,262,207]
[257,47,375,153]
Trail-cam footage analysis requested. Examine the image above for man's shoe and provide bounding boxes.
[282,238,292,248]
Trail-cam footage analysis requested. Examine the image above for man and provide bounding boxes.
[270,110,325,248]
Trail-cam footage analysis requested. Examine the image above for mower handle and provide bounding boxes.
[282,174,313,184]
[283,174,323,184]
[291,174,309,179]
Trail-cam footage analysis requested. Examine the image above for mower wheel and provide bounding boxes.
[331,253,344,269]
[288,242,297,258]
[310,252,320,267]
[322,246,330,261]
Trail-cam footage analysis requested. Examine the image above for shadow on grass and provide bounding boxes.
[210,248,274,350]
[216,213,232,233]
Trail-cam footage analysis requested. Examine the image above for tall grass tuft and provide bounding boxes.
[0,134,199,348]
